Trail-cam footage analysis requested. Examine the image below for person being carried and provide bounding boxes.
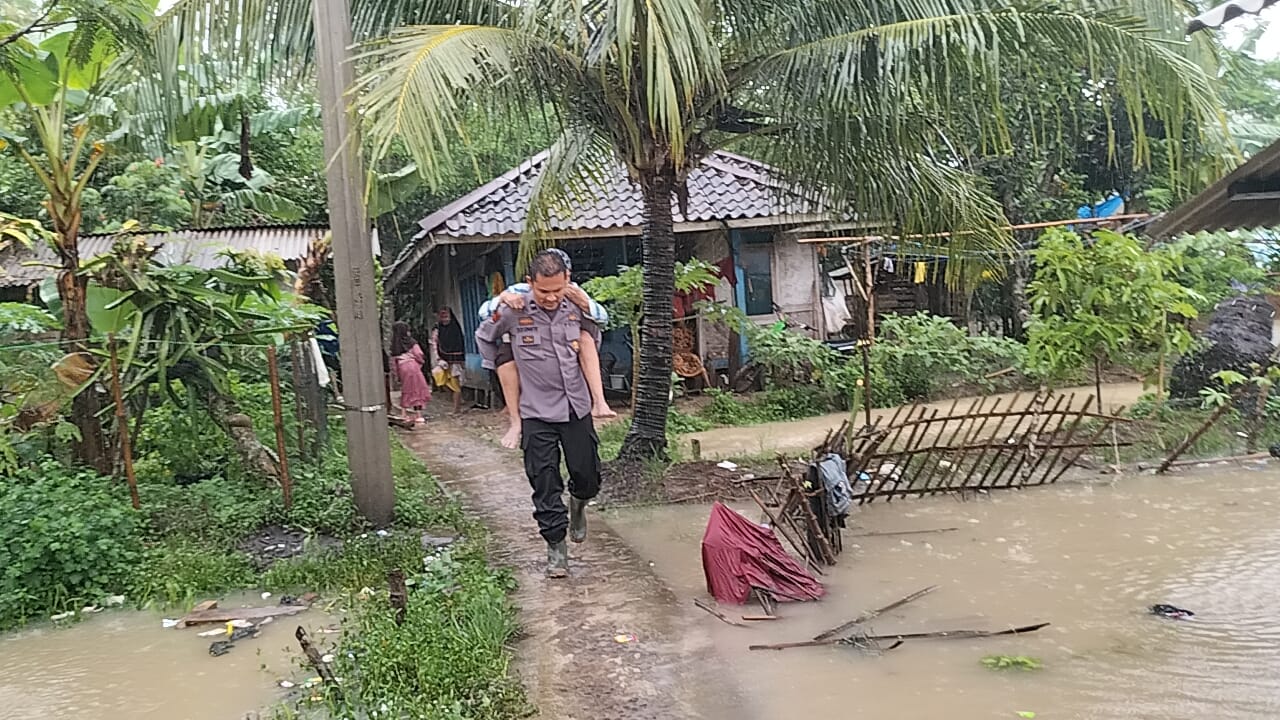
[478,248,615,449]
[430,307,466,414]
[389,321,431,424]
[476,250,605,578]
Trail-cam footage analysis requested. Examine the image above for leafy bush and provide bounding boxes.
[700,387,834,425]
[1165,231,1270,312]
[0,462,144,627]
[1025,229,1196,384]
[873,312,1025,400]
[704,304,1024,412]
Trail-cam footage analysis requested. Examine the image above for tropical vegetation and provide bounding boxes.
[350,0,1228,459]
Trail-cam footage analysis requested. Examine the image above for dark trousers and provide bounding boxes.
[521,413,602,543]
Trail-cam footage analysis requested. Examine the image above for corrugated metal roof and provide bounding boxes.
[1148,139,1280,238]
[388,150,826,288]
[0,224,328,288]
[1188,0,1278,32]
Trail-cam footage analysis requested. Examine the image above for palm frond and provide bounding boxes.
[517,124,618,275]
[353,24,578,188]
[757,4,1224,162]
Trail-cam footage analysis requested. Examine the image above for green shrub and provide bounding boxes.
[873,312,1025,400]
[0,462,145,628]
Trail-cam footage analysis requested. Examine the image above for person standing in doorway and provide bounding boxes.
[476,250,603,578]
[430,307,467,414]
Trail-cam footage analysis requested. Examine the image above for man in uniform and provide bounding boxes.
[475,250,604,577]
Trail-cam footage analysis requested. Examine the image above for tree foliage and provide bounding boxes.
[345,0,1225,459]
[1026,229,1199,398]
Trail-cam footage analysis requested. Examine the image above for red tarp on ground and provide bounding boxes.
[700,502,825,604]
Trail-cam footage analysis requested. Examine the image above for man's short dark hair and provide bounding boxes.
[528,249,569,279]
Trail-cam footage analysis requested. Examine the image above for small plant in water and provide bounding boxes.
[982,655,1043,671]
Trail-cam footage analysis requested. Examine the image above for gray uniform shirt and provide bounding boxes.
[475,299,601,423]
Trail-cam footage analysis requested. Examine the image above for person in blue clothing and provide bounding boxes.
[479,248,616,448]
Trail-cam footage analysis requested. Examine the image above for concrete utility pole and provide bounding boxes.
[312,0,396,526]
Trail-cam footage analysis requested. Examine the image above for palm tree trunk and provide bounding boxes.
[52,202,109,473]
[619,171,677,461]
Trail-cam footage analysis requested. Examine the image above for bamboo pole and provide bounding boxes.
[107,333,140,510]
[267,345,293,510]
[812,585,938,641]
[795,213,1150,244]
[750,489,823,575]
[749,622,1051,651]
[1158,399,1239,473]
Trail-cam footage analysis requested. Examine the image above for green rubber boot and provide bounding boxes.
[569,497,588,544]
[545,539,569,578]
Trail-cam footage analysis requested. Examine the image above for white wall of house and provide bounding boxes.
[771,234,822,337]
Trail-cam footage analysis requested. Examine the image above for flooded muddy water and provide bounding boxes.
[0,594,336,720]
[609,463,1280,719]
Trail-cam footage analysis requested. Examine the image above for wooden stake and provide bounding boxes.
[388,568,408,626]
[267,345,293,510]
[107,333,140,510]
[296,626,340,693]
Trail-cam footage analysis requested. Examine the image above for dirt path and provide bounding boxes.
[398,425,744,720]
[682,382,1147,459]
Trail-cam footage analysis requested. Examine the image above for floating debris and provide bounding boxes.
[208,640,235,656]
[1149,604,1195,620]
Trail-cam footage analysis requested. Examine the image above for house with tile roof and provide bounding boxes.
[384,150,842,394]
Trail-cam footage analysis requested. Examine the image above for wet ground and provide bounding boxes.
[0,593,336,720]
[609,461,1280,719]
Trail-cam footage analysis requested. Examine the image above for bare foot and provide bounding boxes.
[591,399,617,419]
[500,424,521,449]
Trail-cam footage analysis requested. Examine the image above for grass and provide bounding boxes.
[264,444,529,720]
[1108,398,1280,465]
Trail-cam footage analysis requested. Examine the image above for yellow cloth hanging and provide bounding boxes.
[913,262,927,284]
[490,272,506,297]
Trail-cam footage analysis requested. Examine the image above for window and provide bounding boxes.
[740,242,774,316]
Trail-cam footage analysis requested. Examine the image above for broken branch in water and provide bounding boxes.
[296,626,341,697]
[694,598,747,627]
[750,622,1050,651]
[812,585,938,641]
[847,528,959,538]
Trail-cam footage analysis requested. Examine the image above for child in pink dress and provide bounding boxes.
[390,321,431,423]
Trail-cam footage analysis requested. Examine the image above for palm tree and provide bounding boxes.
[37,0,1225,461]
[345,0,1223,460]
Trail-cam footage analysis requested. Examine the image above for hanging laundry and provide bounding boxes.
[913,262,927,284]
[882,256,895,273]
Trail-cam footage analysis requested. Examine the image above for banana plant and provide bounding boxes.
[80,238,325,482]
[0,0,154,472]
